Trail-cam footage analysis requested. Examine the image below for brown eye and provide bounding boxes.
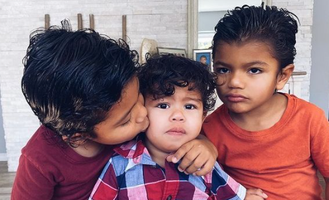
[157,103,169,109]
[185,104,196,110]
[249,68,262,74]
[215,67,229,74]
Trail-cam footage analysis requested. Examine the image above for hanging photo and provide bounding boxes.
[193,49,212,71]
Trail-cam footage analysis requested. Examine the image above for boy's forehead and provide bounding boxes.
[216,40,275,58]
[216,39,275,56]
[214,41,280,71]
[146,85,201,99]
[109,77,139,115]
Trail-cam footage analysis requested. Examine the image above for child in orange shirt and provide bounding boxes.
[203,5,329,199]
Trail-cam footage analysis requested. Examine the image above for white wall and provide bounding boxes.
[0,0,188,172]
[199,0,261,11]
[272,0,314,101]
[309,0,329,117]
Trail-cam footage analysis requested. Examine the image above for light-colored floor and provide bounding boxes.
[0,161,326,199]
[0,162,15,200]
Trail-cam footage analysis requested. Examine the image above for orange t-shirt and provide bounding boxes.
[202,94,329,199]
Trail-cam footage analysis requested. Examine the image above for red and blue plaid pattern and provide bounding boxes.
[89,139,246,200]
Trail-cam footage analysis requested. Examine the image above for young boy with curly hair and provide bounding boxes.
[12,22,217,199]
[203,5,329,199]
[89,55,268,200]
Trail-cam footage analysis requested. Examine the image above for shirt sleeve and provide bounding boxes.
[310,110,329,178]
[89,158,118,200]
[209,162,246,200]
[11,154,55,200]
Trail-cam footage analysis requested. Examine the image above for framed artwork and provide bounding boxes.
[157,47,187,57]
[193,49,212,70]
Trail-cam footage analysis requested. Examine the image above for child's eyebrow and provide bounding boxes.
[214,60,268,67]
[213,60,231,67]
[244,61,268,67]
[152,96,202,103]
[184,96,202,102]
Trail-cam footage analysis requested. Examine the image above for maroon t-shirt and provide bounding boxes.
[11,125,113,200]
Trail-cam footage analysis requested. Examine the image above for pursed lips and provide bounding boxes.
[225,94,248,102]
[165,127,186,135]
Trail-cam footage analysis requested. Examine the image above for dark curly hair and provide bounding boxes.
[21,23,139,144]
[212,5,299,69]
[138,54,216,112]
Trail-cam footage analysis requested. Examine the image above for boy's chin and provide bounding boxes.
[163,146,181,154]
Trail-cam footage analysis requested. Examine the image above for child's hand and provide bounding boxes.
[166,134,218,176]
[245,188,268,200]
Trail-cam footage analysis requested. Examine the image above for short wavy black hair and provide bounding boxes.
[138,54,216,112]
[21,23,139,142]
[212,5,299,69]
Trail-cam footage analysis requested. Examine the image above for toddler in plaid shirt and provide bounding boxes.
[89,55,267,200]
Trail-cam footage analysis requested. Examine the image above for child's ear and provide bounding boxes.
[276,64,294,90]
[62,133,89,146]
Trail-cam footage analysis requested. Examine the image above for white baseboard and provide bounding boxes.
[0,153,7,161]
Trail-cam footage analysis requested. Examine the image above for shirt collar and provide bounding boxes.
[114,138,157,169]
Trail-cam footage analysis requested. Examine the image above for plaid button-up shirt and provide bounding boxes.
[89,139,246,200]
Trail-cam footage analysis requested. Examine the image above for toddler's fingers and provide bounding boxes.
[166,143,192,164]
[247,188,268,199]
[192,160,213,176]
[182,154,204,175]
[255,189,267,198]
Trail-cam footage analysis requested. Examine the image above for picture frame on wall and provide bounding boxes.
[157,47,187,57]
[193,49,212,71]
